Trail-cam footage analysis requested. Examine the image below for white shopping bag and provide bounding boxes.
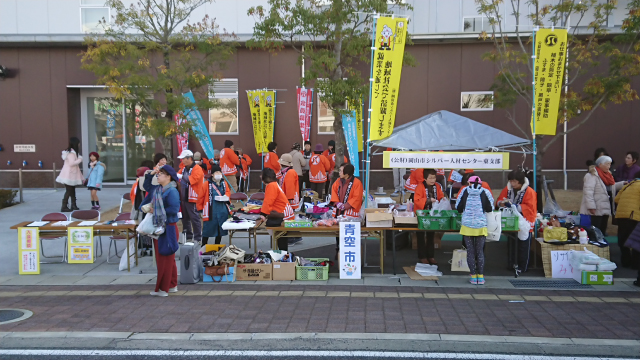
[450,249,470,272]
[486,211,502,241]
[118,238,136,271]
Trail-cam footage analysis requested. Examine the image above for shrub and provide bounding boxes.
[0,189,18,209]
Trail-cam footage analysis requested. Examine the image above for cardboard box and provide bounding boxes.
[272,262,296,281]
[236,263,272,281]
[573,270,613,285]
[394,214,418,226]
[365,208,393,228]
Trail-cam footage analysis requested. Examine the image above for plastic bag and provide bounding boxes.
[118,238,136,271]
[597,259,617,271]
[569,249,601,265]
[137,213,157,235]
[486,211,502,241]
[432,199,452,211]
[509,205,531,240]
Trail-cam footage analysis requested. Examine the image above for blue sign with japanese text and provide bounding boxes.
[339,222,361,279]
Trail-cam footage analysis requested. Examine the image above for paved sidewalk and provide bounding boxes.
[1,284,639,339]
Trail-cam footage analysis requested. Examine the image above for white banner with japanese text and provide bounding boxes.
[339,222,361,280]
[382,151,510,170]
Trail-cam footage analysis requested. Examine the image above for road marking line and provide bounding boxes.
[0,349,636,359]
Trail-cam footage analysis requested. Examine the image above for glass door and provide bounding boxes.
[86,96,125,183]
[125,101,155,181]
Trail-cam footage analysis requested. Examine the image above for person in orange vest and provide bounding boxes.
[201,164,232,246]
[220,140,241,191]
[404,168,424,200]
[414,169,445,265]
[238,148,252,192]
[177,150,205,244]
[496,170,538,273]
[309,144,331,199]
[331,163,363,259]
[260,168,295,251]
[278,154,300,207]
[264,142,282,180]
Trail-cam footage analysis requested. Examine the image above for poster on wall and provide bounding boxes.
[18,227,40,275]
[532,28,567,136]
[67,227,94,264]
[369,16,408,141]
[247,90,265,153]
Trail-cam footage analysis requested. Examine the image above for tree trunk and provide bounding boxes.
[159,135,174,165]
[333,106,346,181]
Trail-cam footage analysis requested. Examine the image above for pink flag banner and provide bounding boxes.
[174,113,189,154]
[296,88,313,142]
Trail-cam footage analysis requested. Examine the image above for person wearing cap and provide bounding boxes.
[177,149,205,244]
[279,153,300,208]
[289,142,308,196]
[260,168,295,251]
[201,164,232,246]
[237,148,252,192]
[264,142,282,180]
[140,165,181,297]
[460,172,492,194]
[220,140,241,191]
[580,156,614,235]
[456,175,494,285]
[414,169,445,265]
[309,144,331,199]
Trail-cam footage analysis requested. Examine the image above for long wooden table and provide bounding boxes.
[266,225,387,274]
[11,221,138,272]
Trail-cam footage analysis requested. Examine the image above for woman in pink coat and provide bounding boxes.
[56,137,84,212]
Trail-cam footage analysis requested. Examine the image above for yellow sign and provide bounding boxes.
[348,97,364,152]
[383,151,510,170]
[18,227,40,275]
[260,90,276,152]
[67,227,94,263]
[532,28,567,136]
[370,16,407,141]
[247,90,264,153]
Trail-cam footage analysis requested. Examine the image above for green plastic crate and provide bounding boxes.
[451,214,463,230]
[296,258,330,281]
[284,220,314,228]
[500,215,519,231]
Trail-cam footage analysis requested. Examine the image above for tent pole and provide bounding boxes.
[364,15,378,209]
[532,27,538,194]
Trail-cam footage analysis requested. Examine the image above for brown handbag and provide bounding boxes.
[204,264,232,282]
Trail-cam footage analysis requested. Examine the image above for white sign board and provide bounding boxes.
[339,222,361,279]
[383,151,510,169]
[550,250,575,278]
[14,144,36,152]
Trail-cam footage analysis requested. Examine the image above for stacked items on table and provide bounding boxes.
[569,249,617,285]
[537,214,609,248]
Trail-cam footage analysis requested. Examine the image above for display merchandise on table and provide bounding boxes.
[537,213,610,248]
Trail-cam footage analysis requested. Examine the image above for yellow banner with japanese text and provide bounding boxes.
[247,90,264,153]
[532,28,567,136]
[370,16,407,140]
[260,90,276,152]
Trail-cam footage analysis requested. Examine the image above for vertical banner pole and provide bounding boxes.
[532,28,537,194]
[364,16,378,209]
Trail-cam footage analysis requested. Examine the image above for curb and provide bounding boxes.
[0,331,638,346]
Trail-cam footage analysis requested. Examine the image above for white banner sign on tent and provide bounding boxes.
[383,151,510,170]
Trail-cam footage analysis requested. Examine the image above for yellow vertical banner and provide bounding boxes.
[532,28,567,136]
[67,227,94,263]
[18,227,40,275]
[260,90,275,150]
[348,96,364,152]
[247,91,264,153]
[369,16,407,141]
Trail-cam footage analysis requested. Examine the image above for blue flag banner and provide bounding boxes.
[342,111,360,177]
[182,91,215,159]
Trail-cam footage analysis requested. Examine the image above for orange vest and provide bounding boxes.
[404,169,424,192]
[414,182,444,211]
[280,169,300,207]
[309,154,331,183]
[240,154,252,178]
[261,182,294,220]
[331,177,363,218]
[264,152,282,178]
[220,147,240,175]
[178,164,205,204]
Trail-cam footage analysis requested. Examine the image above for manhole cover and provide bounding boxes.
[0,309,33,324]
[509,279,593,289]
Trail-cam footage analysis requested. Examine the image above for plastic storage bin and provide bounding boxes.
[296,258,330,281]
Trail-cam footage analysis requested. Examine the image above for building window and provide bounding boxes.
[80,0,110,33]
[463,16,492,33]
[461,91,494,111]
[209,79,239,134]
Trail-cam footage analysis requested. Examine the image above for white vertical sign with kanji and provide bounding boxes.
[339,222,361,279]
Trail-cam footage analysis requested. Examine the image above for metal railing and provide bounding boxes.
[0,164,59,203]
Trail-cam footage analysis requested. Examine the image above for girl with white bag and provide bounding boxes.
[455,176,494,285]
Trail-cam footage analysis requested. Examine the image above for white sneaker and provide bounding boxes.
[168,286,178,293]
[150,290,168,297]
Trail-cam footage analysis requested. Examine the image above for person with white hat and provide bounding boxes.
[177,149,205,244]
[278,153,300,208]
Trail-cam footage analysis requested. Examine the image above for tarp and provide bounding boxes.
[371,110,531,152]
